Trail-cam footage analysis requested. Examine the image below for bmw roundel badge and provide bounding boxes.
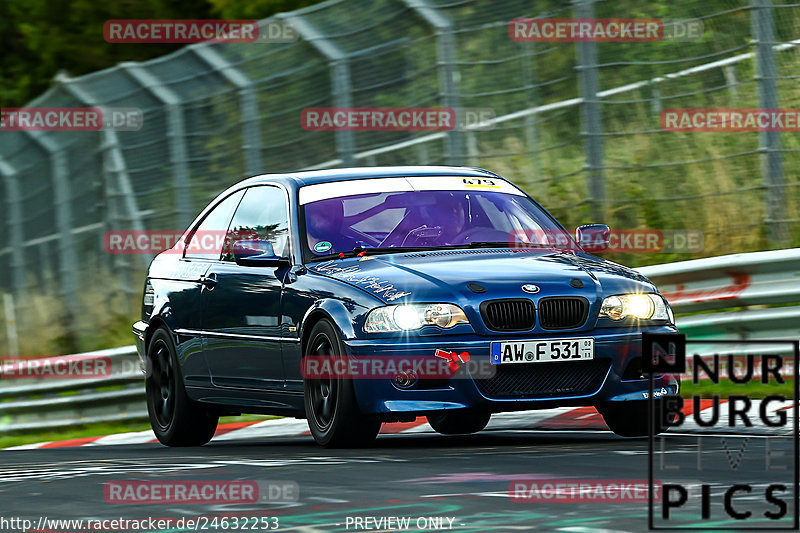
[522,284,540,294]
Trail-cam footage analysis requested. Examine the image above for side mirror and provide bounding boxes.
[233,240,290,267]
[575,224,610,253]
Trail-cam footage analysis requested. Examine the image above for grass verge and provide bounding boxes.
[0,414,281,449]
[681,379,796,399]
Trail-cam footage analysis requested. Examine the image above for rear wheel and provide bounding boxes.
[303,320,381,447]
[427,409,491,435]
[599,400,674,437]
[146,328,218,446]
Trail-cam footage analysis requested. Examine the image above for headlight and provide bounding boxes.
[364,303,469,332]
[599,293,672,322]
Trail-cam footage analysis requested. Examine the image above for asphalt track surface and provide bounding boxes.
[0,428,796,532]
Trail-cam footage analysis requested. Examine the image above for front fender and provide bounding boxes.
[299,297,370,343]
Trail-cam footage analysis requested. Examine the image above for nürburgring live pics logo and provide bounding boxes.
[643,333,799,530]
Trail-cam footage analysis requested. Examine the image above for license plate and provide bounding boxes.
[491,338,594,364]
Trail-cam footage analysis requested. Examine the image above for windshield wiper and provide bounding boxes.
[309,246,436,261]
[466,241,512,248]
[467,241,574,252]
[467,241,562,249]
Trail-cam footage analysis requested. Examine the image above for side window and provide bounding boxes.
[184,190,245,260]
[222,186,290,262]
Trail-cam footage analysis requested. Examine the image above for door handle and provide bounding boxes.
[200,273,218,289]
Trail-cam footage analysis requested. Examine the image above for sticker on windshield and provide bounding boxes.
[298,175,526,204]
[313,241,332,253]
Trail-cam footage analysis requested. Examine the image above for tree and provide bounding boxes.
[0,0,325,107]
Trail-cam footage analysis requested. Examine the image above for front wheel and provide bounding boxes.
[427,409,491,435]
[303,320,381,447]
[146,328,218,446]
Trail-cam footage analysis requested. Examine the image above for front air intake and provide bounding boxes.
[480,299,535,331]
[538,297,589,329]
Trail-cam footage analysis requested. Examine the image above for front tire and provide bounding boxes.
[146,327,218,446]
[427,409,491,435]
[303,320,381,447]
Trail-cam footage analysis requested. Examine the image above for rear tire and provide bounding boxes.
[599,400,674,437]
[146,328,218,446]
[427,409,491,435]
[303,320,381,447]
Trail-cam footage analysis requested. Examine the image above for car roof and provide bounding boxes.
[238,166,501,189]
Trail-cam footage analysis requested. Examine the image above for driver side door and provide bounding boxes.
[201,185,291,390]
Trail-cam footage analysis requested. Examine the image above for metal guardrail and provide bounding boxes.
[637,248,800,356]
[0,346,145,433]
[1,248,798,434]
[638,248,800,312]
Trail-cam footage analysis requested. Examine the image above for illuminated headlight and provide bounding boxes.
[599,293,672,322]
[364,304,469,332]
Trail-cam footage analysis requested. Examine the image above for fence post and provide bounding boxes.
[751,0,788,246]
[0,158,26,296]
[723,65,739,99]
[56,74,150,293]
[282,13,356,167]
[574,0,606,223]
[649,82,663,116]
[22,132,80,328]
[3,293,19,356]
[192,45,264,176]
[466,131,479,167]
[403,0,463,165]
[520,42,541,175]
[417,143,430,164]
[121,63,194,230]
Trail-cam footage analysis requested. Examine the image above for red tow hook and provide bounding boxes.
[434,349,471,373]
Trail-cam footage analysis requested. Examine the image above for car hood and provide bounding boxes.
[307,248,656,305]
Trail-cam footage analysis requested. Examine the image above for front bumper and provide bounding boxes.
[344,327,679,416]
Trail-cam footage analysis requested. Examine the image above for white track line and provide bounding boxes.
[211,418,311,441]
[87,429,156,446]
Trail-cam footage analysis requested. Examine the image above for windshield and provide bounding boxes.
[302,188,571,258]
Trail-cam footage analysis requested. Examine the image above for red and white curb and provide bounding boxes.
[4,401,795,450]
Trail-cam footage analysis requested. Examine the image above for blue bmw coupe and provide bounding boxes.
[133,166,679,447]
